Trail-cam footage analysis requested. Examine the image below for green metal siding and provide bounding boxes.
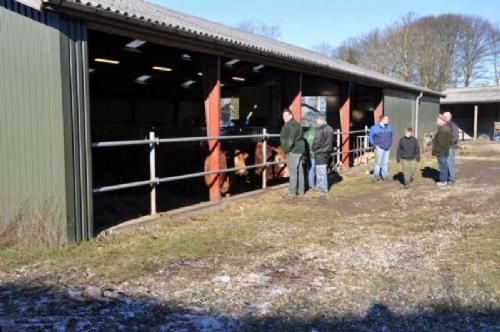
[383,89,417,158]
[0,1,68,239]
[418,95,440,140]
[59,18,93,241]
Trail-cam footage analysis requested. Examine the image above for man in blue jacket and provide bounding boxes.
[369,115,393,181]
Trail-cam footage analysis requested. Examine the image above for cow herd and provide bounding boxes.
[204,141,289,196]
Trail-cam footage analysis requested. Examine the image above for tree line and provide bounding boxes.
[313,13,500,91]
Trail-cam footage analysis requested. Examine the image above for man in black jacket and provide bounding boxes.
[396,127,420,189]
[312,114,335,193]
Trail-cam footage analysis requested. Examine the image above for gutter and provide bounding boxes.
[414,92,424,138]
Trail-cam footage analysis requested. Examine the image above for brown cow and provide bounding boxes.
[255,142,289,181]
[204,149,249,196]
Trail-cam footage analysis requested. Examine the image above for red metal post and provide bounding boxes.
[374,94,383,124]
[340,83,351,169]
[202,56,221,201]
[286,72,302,121]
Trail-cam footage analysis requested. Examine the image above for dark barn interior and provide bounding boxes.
[89,30,291,231]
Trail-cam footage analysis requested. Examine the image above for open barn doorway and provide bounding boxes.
[88,30,213,232]
[87,30,294,233]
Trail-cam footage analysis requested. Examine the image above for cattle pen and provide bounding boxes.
[90,127,372,234]
[1,0,443,243]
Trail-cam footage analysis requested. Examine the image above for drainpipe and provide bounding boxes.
[414,92,424,138]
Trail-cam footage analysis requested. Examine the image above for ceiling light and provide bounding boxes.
[182,80,196,88]
[135,75,152,84]
[181,53,192,61]
[152,66,173,72]
[232,76,246,82]
[89,68,95,73]
[94,58,120,65]
[253,64,265,72]
[197,72,203,77]
[225,59,240,67]
[126,39,146,49]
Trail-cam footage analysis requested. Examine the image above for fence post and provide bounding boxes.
[262,128,267,189]
[336,129,341,166]
[364,125,369,165]
[149,131,157,215]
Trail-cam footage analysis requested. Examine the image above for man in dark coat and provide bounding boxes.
[442,112,459,184]
[280,109,306,197]
[432,115,452,187]
[312,114,335,193]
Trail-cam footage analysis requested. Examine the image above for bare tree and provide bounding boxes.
[490,22,500,85]
[311,42,336,57]
[237,21,282,39]
[325,13,498,89]
[454,15,494,87]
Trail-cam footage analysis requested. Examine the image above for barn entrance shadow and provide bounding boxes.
[1,282,499,330]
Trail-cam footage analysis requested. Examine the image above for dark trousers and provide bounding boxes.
[437,155,449,183]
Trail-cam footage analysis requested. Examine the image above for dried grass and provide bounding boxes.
[0,199,64,247]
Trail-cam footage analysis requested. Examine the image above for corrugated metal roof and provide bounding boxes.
[41,0,442,96]
[441,86,500,104]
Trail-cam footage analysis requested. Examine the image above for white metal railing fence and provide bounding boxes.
[91,127,373,216]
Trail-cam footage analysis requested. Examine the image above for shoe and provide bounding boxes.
[283,194,296,200]
[436,182,448,187]
[381,177,390,182]
[448,181,455,186]
[372,177,381,183]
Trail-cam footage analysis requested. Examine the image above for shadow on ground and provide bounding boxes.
[1,282,498,331]
[421,166,440,182]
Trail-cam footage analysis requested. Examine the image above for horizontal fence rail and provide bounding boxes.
[91,127,373,216]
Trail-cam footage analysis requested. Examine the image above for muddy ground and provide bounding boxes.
[0,143,499,331]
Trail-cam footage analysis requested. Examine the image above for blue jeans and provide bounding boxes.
[447,148,456,182]
[437,155,449,183]
[308,158,316,189]
[374,146,390,179]
[315,164,328,193]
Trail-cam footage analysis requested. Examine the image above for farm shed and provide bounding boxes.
[441,86,500,141]
[0,0,442,242]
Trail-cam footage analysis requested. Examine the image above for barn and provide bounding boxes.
[0,0,443,242]
[441,86,500,141]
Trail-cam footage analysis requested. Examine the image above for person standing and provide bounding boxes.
[303,121,317,190]
[280,109,306,197]
[369,115,393,181]
[432,115,452,187]
[442,112,459,184]
[312,114,335,194]
[396,128,420,189]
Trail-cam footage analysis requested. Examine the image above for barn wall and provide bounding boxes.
[59,17,93,241]
[0,1,68,240]
[418,95,440,140]
[383,89,417,158]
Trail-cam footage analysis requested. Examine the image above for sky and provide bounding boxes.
[151,0,500,49]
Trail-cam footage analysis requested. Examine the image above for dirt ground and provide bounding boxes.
[0,143,499,331]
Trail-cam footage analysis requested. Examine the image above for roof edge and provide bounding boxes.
[44,0,444,97]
